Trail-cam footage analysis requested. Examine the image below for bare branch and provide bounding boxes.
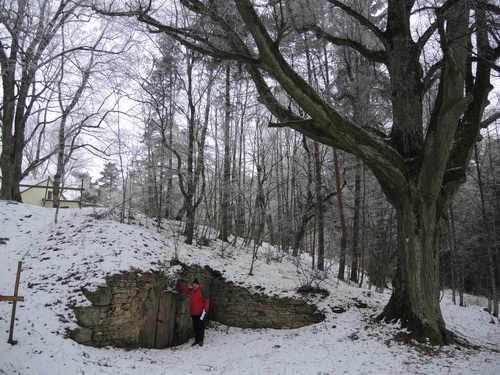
[325,0,387,48]
[481,111,500,128]
[416,21,438,54]
[422,61,442,92]
[307,26,387,63]
[92,1,261,65]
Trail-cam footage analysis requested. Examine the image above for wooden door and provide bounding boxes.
[155,291,177,348]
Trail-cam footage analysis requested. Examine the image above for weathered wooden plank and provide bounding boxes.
[19,184,83,191]
[155,292,177,348]
[0,296,25,302]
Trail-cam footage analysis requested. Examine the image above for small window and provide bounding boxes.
[47,191,53,200]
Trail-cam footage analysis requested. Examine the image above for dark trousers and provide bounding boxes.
[191,314,204,343]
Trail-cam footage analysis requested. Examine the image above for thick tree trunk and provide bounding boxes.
[381,196,451,344]
[0,160,23,202]
[0,75,24,202]
[0,5,24,202]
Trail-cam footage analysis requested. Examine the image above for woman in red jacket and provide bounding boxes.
[180,279,210,346]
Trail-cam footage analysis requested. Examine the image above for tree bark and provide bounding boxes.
[474,145,498,316]
[351,161,361,283]
[332,148,348,280]
[219,64,232,242]
[382,200,450,344]
[292,137,314,257]
[313,141,325,271]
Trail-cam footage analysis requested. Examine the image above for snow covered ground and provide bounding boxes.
[0,201,499,375]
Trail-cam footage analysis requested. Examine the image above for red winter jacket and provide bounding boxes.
[180,285,210,315]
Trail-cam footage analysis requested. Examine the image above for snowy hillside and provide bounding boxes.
[0,201,499,375]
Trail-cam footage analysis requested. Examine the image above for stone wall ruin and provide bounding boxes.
[70,266,325,348]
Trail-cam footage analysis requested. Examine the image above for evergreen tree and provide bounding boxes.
[97,162,121,206]
[72,171,99,205]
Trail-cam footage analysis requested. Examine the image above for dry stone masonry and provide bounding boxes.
[210,278,324,329]
[70,272,189,348]
[70,265,325,348]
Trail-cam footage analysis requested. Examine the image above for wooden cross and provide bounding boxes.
[0,261,25,344]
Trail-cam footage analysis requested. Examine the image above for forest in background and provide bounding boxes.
[1,0,499,344]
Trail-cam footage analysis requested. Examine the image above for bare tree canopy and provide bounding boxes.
[91,0,499,345]
[0,0,128,201]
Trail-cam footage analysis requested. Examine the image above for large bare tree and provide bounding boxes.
[1,0,77,200]
[0,0,120,201]
[98,0,499,344]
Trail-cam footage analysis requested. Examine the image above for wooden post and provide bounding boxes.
[7,261,24,344]
[79,179,84,209]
